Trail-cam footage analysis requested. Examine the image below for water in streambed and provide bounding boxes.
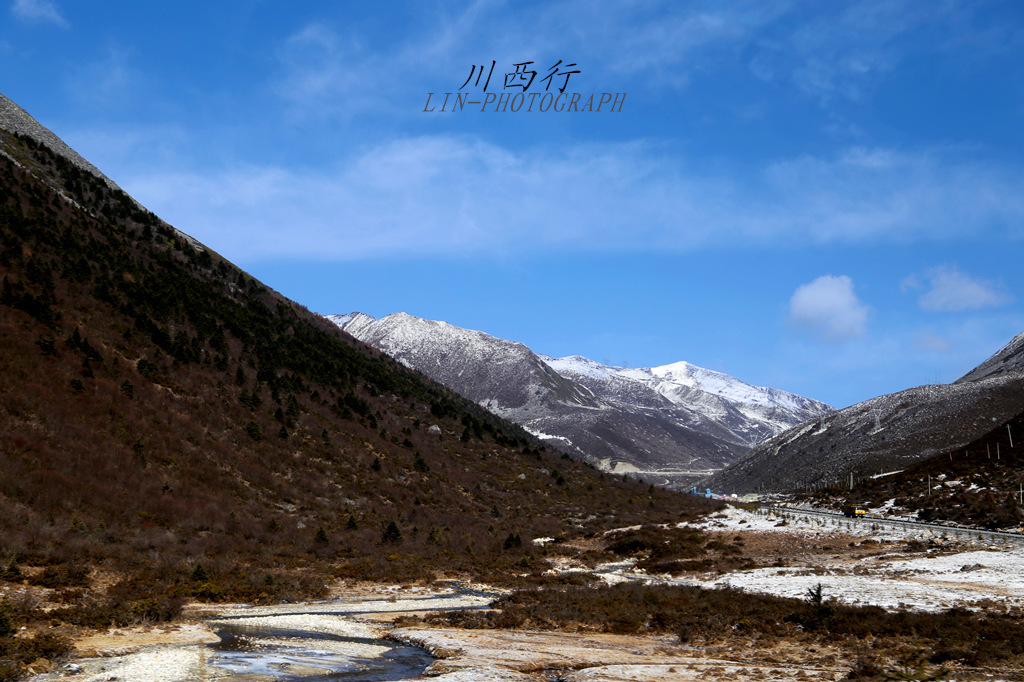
[207,624,433,681]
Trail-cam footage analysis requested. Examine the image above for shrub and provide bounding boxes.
[244,420,262,441]
[0,659,20,682]
[27,563,90,589]
[190,563,209,582]
[381,521,402,544]
[0,601,13,639]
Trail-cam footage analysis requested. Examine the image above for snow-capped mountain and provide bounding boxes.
[329,312,831,488]
[544,356,825,445]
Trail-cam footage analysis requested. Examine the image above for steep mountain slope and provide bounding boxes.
[798,409,1024,529]
[545,355,827,443]
[958,330,1024,382]
[337,312,601,412]
[0,92,121,191]
[705,336,1024,494]
[0,93,712,613]
[330,312,831,488]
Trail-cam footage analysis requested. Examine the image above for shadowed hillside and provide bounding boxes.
[0,120,718,625]
[799,410,1024,529]
[704,364,1024,495]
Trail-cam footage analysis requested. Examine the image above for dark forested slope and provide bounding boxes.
[0,124,715,616]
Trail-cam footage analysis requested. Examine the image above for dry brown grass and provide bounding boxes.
[0,129,727,677]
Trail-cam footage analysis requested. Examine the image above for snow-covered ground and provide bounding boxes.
[38,510,1024,681]
[685,506,1024,612]
[37,584,495,682]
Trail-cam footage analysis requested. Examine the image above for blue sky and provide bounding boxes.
[3,0,1023,409]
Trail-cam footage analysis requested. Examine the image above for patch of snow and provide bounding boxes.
[522,427,573,446]
[542,355,619,381]
[681,506,1024,612]
[871,499,897,514]
[611,462,642,474]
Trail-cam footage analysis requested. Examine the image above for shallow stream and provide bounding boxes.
[207,622,433,680]
[198,586,497,681]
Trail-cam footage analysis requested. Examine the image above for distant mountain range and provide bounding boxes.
[330,312,831,488]
[705,330,1024,494]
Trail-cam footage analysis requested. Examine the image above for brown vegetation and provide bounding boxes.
[585,524,756,575]
[425,582,1024,674]
[801,411,1024,529]
[0,130,724,676]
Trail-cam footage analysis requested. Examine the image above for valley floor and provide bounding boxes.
[685,506,1024,612]
[26,507,1024,681]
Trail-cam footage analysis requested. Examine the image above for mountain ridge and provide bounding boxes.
[0,92,121,192]
[704,333,1024,494]
[957,330,1024,383]
[330,311,831,488]
[0,93,708,617]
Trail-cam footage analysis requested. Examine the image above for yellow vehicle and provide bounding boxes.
[842,504,867,518]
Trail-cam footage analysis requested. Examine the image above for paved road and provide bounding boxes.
[768,505,1024,546]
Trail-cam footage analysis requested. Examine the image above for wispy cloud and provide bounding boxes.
[762,1,919,103]
[744,0,999,108]
[774,310,1024,406]
[272,24,382,117]
[912,331,950,352]
[530,2,786,86]
[787,275,870,342]
[268,2,783,116]
[271,3,512,118]
[112,135,1024,263]
[11,0,67,27]
[903,265,1014,312]
[66,44,140,107]
[756,147,1024,243]
[266,0,1010,126]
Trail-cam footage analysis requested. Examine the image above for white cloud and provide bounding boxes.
[914,265,1013,312]
[120,136,723,260]
[273,24,378,115]
[788,275,870,342]
[899,274,921,293]
[266,0,1020,121]
[65,45,141,108]
[11,0,66,27]
[745,0,968,106]
[108,136,1024,263]
[756,147,1024,244]
[912,331,950,352]
[268,2,782,115]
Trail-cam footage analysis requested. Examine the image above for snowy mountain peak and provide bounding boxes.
[541,355,619,380]
[326,312,373,328]
[545,355,823,414]
[329,311,831,488]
